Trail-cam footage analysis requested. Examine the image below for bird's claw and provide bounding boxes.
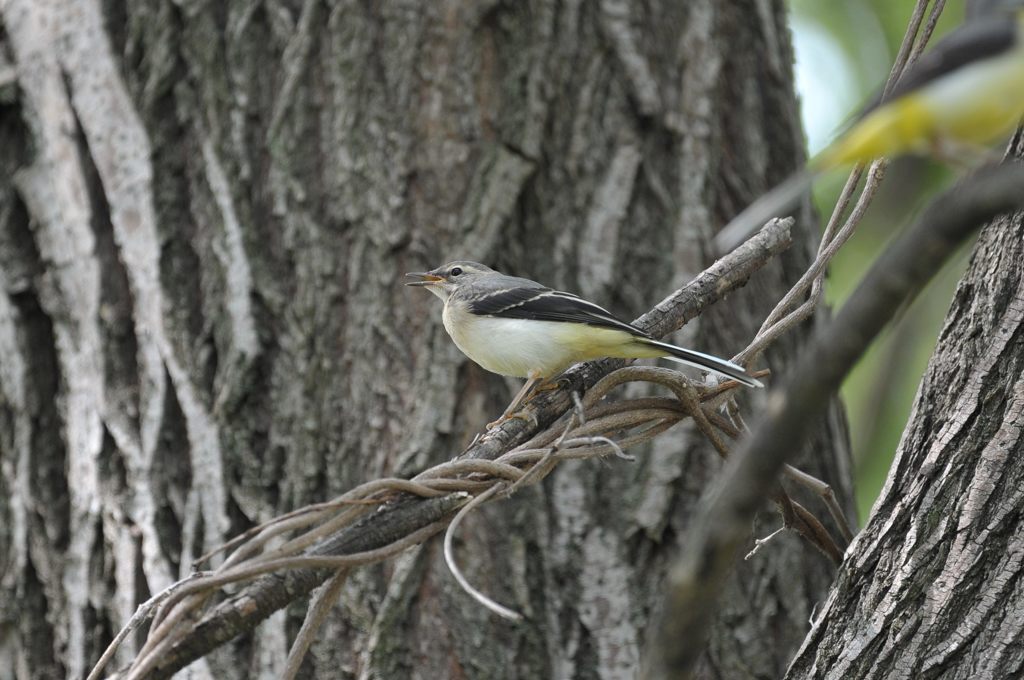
[532,378,568,394]
[486,409,537,430]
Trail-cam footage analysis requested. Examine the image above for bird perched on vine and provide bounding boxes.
[715,0,1024,253]
[407,261,760,427]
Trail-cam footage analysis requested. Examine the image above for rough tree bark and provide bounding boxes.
[0,1,851,679]
[784,140,1024,679]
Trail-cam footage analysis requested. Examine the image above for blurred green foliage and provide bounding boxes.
[788,0,973,520]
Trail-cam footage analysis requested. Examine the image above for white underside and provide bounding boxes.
[437,297,761,385]
[442,301,633,378]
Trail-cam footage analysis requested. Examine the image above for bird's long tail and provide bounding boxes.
[637,338,762,388]
[713,169,816,254]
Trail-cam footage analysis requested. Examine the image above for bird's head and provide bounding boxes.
[405,261,496,301]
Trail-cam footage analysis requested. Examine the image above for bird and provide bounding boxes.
[714,1,1024,253]
[406,261,761,426]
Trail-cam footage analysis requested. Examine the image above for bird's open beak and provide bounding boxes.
[405,272,444,286]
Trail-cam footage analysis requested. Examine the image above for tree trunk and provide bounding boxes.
[785,137,1024,679]
[0,1,850,678]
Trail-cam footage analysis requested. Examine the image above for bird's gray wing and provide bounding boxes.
[467,287,649,336]
[869,16,1017,111]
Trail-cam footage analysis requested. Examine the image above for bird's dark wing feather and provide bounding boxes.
[468,287,649,336]
[872,17,1017,110]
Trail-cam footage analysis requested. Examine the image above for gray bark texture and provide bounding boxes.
[0,1,852,679]
[784,139,1024,680]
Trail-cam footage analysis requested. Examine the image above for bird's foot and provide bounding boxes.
[486,374,565,430]
[486,409,537,430]
[532,377,568,394]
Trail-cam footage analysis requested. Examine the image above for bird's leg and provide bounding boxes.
[487,373,545,430]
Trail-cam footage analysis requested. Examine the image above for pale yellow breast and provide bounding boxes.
[441,300,638,378]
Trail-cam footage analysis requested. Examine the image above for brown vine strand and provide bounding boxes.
[129,520,454,680]
[236,474,473,570]
[507,399,587,495]
[784,464,856,544]
[585,396,686,420]
[212,505,369,580]
[518,396,682,451]
[706,409,853,543]
[85,571,211,680]
[413,459,528,482]
[194,476,456,570]
[909,0,947,66]
[443,485,521,621]
[498,420,679,469]
[282,569,351,680]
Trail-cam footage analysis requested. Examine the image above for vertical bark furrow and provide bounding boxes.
[0,283,65,678]
[673,1,722,277]
[598,0,664,118]
[0,117,35,650]
[4,7,109,677]
[577,142,642,298]
[61,0,231,560]
[199,137,259,366]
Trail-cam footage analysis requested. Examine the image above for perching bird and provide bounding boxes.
[406,261,761,425]
[714,2,1024,253]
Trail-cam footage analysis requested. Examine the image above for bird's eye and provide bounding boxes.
[450,267,463,277]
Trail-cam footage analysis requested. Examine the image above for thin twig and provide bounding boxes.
[564,436,633,461]
[85,571,211,680]
[130,520,452,680]
[443,485,522,621]
[281,569,351,680]
[197,474,461,572]
[508,394,585,495]
[745,526,787,560]
[784,464,855,544]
